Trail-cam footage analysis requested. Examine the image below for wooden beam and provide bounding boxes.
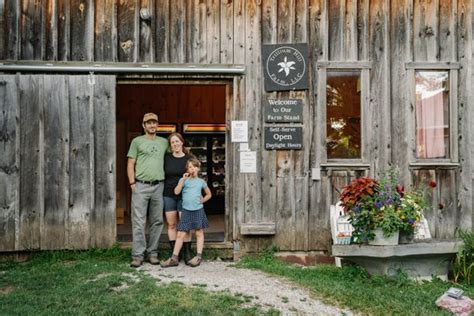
[240,223,276,235]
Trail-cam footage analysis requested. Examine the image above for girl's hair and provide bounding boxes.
[186,157,201,169]
[168,132,191,155]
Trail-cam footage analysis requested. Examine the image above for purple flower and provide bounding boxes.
[374,201,383,209]
[353,206,360,213]
[408,219,415,224]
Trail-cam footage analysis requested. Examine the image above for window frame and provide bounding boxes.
[406,63,459,166]
[317,62,371,165]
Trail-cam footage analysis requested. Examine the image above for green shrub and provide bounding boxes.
[451,229,474,284]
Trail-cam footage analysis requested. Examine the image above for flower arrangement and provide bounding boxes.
[339,168,434,243]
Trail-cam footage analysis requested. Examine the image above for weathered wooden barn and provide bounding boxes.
[0,0,472,257]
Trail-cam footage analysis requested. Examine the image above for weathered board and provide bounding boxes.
[96,0,117,62]
[93,76,117,248]
[0,76,19,251]
[18,75,43,251]
[70,0,94,61]
[68,76,94,249]
[43,76,69,249]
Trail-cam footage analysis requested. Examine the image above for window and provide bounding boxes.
[415,71,449,159]
[326,70,361,159]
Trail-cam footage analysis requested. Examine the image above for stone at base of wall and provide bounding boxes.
[274,251,335,266]
[332,241,461,280]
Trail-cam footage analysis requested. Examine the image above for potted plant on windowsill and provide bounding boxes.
[339,168,434,245]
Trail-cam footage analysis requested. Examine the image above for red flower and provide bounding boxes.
[428,180,437,188]
[396,184,405,197]
[339,177,378,214]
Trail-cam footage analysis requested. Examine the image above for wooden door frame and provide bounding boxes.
[115,78,234,247]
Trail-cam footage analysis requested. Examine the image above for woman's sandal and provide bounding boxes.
[188,256,202,267]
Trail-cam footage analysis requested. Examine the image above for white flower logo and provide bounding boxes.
[277,57,296,77]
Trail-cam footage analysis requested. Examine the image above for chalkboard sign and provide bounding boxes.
[262,43,309,91]
[264,99,303,123]
[264,126,303,150]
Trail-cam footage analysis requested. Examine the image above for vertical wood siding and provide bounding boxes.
[457,0,472,231]
[0,76,19,251]
[95,0,117,62]
[58,0,71,60]
[93,76,117,247]
[0,74,116,251]
[68,77,94,249]
[0,0,472,251]
[0,0,4,59]
[18,75,43,250]
[43,76,69,249]
[241,0,261,254]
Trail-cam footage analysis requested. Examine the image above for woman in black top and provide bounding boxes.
[163,132,193,263]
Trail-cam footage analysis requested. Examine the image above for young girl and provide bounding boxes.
[161,158,212,267]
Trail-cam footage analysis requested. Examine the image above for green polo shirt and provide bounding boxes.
[127,135,168,181]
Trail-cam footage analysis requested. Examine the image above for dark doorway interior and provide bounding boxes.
[116,83,226,243]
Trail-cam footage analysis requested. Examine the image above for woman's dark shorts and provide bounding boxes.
[176,208,209,232]
[163,196,183,212]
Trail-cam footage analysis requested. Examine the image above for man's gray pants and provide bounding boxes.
[131,182,164,260]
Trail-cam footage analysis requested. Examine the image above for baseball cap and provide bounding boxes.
[143,113,158,123]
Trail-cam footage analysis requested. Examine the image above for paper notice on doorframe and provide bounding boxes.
[231,120,248,143]
[240,151,257,173]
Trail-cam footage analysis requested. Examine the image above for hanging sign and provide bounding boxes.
[262,43,309,91]
[264,126,303,150]
[264,99,303,123]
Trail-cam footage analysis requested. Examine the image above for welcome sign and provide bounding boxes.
[262,43,309,91]
[264,99,303,123]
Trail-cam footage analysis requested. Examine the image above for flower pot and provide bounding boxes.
[368,228,399,246]
[399,231,415,244]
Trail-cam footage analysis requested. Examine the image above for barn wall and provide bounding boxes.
[0,74,116,251]
[0,0,472,252]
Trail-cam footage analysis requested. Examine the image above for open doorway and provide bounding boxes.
[115,82,227,244]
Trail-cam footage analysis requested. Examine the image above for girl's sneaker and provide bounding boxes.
[160,257,179,268]
[188,256,202,267]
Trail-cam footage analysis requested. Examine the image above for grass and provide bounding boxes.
[4,245,473,315]
[0,246,276,315]
[237,250,474,316]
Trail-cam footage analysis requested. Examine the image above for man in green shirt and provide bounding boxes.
[127,113,168,267]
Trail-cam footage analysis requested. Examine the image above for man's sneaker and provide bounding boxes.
[188,256,202,267]
[147,255,160,265]
[160,257,179,268]
[130,258,143,268]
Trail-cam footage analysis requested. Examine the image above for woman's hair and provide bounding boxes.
[186,157,201,169]
[168,132,191,155]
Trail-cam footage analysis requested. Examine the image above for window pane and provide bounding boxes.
[326,71,361,159]
[415,71,449,159]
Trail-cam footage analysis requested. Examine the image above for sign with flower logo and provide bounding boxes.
[262,43,309,91]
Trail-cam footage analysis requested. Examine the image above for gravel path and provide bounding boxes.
[142,260,352,315]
